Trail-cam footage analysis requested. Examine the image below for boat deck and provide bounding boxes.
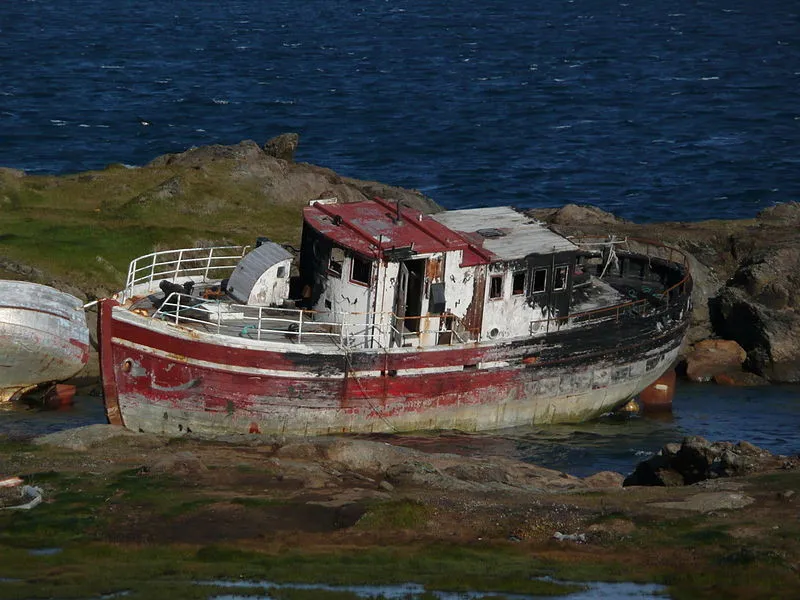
[128,285,386,350]
[570,276,626,314]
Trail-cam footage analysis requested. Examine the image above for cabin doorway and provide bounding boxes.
[392,258,425,346]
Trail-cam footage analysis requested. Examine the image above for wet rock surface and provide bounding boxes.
[684,339,747,383]
[624,436,795,487]
[32,423,142,451]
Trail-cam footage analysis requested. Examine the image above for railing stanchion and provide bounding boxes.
[298,310,304,343]
[149,254,157,286]
[205,249,213,282]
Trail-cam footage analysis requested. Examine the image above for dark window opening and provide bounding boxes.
[489,274,503,299]
[554,265,568,291]
[351,255,371,285]
[512,271,526,295]
[328,247,344,278]
[532,268,547,293]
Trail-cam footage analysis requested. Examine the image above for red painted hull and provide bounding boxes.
[99,298,688,436]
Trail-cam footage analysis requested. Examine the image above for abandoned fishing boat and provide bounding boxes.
[0,281,90,402]
[98,197,692,436]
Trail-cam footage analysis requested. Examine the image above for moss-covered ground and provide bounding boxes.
[0,162,305,292]
[0,435,796,599]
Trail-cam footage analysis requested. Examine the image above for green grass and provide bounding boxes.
[0,437,795,600]
[356,499,431,531]
[0,162,306,290]
[0,543,583,599]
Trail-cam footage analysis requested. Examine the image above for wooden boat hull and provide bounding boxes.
[99,296,689,436]
[0,281,90,402]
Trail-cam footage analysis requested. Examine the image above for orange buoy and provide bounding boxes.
[638,369,676,412]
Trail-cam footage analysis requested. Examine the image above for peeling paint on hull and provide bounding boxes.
[0,282,90,402]
[100,299,688,437]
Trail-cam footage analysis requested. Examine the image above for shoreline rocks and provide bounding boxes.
[623,436,796,487]
[531,201,800,383]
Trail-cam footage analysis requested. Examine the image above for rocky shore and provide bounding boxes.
[0,425,794,598]
[528,201,800,385]
[1,137,799,598]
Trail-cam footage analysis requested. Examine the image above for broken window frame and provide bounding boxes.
[532,268,547,293]
[553,265,569,291]
[489,274,504,300]
[512,270,526,295]
[350,254,372,286]
[328,247,344,278]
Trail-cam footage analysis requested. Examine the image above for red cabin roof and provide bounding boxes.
[303,197,493,265]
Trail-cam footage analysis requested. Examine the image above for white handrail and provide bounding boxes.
[121,245,249,302]
[150,293,471,349]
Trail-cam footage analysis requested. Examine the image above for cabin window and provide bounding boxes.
[532,268,547,293]
[489,274,504,299]
[512,271,526,295]
[328,247,344,278]
[276,266,286,278]
[553,265,569,291]
[351,255,371,285]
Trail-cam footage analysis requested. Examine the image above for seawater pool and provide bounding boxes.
[0,380,797,477]
[200,579,667,599]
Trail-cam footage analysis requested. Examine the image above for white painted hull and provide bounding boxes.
[0,281,90,401]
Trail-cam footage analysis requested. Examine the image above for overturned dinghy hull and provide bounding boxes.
[0,281,90,401]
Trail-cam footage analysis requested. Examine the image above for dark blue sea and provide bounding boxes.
[1,0,798,222]
[1,0,798,473]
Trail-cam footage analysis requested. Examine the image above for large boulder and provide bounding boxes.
[540,204,627,227]
[263,133,299,162]
[624,437,786,487]
[713,244,800,382]
[684,339,747,383]
[144,137,440,216]
[756,201,800,224]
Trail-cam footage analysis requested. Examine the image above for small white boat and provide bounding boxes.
[0,281,90,402]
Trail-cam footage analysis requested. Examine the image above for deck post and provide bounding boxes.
[298,310,304,343]
[149,254,157,286]
[174,250,183,281]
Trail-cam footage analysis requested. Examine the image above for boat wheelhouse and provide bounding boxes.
[98,197,692,436]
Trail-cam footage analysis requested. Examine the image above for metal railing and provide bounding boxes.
[121,246,249,302]
[528,236,692,335]
[151,293,471,350]
[125,237,691,347]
